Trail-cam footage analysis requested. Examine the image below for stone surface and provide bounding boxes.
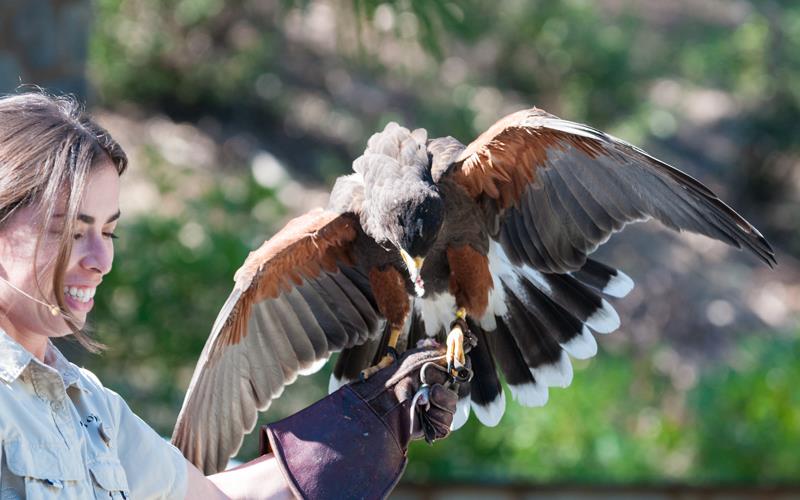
[58,1,91,65]
[0,0,89,98]
[0,51,24,91]
[14,0,56,69]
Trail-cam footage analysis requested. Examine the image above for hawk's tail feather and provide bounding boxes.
[572,258,635,298]
[461,323,505,428]
[454,259,632,428]
[451,374,473,430]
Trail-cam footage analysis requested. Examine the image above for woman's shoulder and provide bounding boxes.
[71,364,128,414]
[74,364,104,389]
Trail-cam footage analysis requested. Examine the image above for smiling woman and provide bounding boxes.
[0,92,294,499]
[0,161,121,356]
[0,93,127,356]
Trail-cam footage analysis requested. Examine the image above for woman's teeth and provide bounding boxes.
[64,286,96,303]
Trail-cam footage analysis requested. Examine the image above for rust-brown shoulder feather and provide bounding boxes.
[451,108,605,209]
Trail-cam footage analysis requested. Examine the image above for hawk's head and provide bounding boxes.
[353,121,446,297]
[392,187,444,297]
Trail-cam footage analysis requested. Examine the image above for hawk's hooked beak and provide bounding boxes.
[400,249,425,297]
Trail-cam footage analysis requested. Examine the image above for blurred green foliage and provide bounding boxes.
[692,336,800,482]
[75,0,800,486]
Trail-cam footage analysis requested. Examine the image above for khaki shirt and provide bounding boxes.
[0,328,188,499]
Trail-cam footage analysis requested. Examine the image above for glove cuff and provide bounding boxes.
[260,385,408,500]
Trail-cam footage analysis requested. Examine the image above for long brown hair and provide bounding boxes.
[0,91,128,351]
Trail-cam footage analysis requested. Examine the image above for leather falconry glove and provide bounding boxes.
[260,346,460,500]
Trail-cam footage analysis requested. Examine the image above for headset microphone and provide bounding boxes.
[0,275,63,317]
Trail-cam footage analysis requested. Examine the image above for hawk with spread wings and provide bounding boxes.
[172,108,775,474]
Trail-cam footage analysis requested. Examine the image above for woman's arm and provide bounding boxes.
[184,454,293,500]
[180,346,457,500]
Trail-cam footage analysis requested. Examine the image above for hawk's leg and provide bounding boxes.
[360,266,411,380]
[446,308,472,375]
[359,327,402,380]
[445,245,490,375]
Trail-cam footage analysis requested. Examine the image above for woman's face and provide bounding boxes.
[0,161,120,347]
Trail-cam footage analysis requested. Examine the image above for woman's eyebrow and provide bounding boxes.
[54,210,121,224]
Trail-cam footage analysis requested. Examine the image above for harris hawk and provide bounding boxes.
[172,107,775,474]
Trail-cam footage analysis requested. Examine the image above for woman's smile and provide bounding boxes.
[63,284,98,311]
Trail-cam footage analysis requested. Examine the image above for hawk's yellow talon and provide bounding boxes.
[360,354,395,380]
[359,328,403,380]
[446,319,466,373]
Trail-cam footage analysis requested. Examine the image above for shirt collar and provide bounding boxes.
[0,327,33,384]
[44,339,87,392]
[0,327,88,392]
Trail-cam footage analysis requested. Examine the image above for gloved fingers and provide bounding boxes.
[409,388,429,441]
[428,383,458,413]
[415,411,452,443]
[427,385,457,427]
[415,411,440,443]
[355,346,455,406]
[394,377,419,402]
[396,354,454,402]
[414,383,457,442]
[384,347,448,388]
[396,347,447,375]
[354,346,446,400]
[419,360,451,387]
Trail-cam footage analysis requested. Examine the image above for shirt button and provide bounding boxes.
[50,401,63,412]
[45,479,64,489]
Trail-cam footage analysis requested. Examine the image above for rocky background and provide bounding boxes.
[0,0,90,97]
